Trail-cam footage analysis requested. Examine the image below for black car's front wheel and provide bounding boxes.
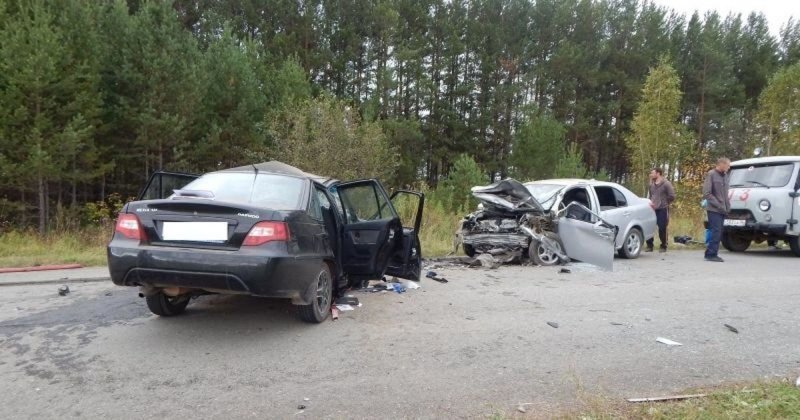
[146,292,190,316]
[298,264,333,323]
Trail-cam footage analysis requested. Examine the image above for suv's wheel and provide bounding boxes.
[619,228,644,259]
[463,243,476,258]
[722,232,751,252]
[298,264,333,323]
[146,292,190,316]
[529,233,564,266]
[789,236,800,257]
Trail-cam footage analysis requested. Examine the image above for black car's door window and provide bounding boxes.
[139,172,198,200]
[336,180,401,282]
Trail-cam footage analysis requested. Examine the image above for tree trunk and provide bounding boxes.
[38,172,46,235]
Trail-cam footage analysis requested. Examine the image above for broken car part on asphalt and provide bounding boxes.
[455,178,618,270]
[656,337,683,346]
[627,394,707,403]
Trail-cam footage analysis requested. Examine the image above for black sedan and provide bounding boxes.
[107,161,424,323]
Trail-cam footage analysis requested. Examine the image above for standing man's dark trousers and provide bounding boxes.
[647,208,669,251]
[705,211,724,258]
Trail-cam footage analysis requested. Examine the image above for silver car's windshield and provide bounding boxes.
[525,184,564,210]
[729,163,795,188]
[176,173,306,209]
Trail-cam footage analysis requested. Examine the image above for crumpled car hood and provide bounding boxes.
[471,179,544,213]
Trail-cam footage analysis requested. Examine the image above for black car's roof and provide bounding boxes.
[215,161,339,187]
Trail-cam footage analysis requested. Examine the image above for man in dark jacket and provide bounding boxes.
[646,168,675,252]
[702,157,731,262]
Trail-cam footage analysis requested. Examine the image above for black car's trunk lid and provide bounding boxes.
[128,199,283,249]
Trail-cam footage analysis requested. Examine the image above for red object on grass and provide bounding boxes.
[0,263,83,274]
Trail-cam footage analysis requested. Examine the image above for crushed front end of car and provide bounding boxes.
[456,179,568,265]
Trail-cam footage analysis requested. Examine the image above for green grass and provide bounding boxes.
[0,227,110,268]
[567,380,800,419]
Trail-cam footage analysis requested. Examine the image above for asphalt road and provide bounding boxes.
[1,249,799,419]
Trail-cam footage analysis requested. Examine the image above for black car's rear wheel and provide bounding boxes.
[146,292,190,316]
[722,232,751,252]
[298,264,333,323]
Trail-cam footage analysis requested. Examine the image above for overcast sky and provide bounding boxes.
[649,0,799,36]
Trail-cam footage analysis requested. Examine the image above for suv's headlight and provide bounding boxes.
[759,199,771,211]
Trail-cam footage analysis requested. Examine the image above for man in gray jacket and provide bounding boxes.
[702,157,731,262]
[646,168,675,252]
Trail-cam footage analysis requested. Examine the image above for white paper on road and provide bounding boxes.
[335,304,355,311]
[656,337,683,346]
[162,222,228,242]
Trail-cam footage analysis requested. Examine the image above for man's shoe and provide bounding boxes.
[705,256,724,262]
[645,247,654,253]
[659,248,667,253]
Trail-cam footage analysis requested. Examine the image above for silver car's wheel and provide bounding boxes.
[620,228,643,259]
[529,233,564,266]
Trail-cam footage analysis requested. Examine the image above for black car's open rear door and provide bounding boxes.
[385,190,424,281]
[335,180,403,282]
[138,171,198,200]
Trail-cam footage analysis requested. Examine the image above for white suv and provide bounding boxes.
[723,156,800,256]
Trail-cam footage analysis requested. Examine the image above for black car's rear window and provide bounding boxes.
[177,173,306,209]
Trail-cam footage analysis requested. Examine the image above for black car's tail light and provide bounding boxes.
[243,221,288,246]
[115,213,146,241]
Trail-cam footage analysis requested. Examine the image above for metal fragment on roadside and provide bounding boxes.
[547,321,559,329]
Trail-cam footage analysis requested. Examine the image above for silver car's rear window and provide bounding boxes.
[177,173,306,209]
[729,163,795,188]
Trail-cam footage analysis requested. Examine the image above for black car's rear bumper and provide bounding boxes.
[107,244,323,305]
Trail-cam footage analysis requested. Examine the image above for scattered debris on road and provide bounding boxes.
[610,322,625,326]
[656,337,683,346]
[58,285,70,296]
[335,304,355,311]
[547,321,559,329]
[559,268,571,274]
[627,393,707,403]
[335,296,359,306]
[724,323,739,334]
[331,307,339,320]
[517,403,534,413]
[425,271,448,283]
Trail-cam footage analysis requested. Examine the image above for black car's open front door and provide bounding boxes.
[138,171,198,200]
[335,180,403,282]
[385,190,424,281]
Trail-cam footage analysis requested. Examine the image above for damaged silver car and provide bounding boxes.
[456,179,618,270]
